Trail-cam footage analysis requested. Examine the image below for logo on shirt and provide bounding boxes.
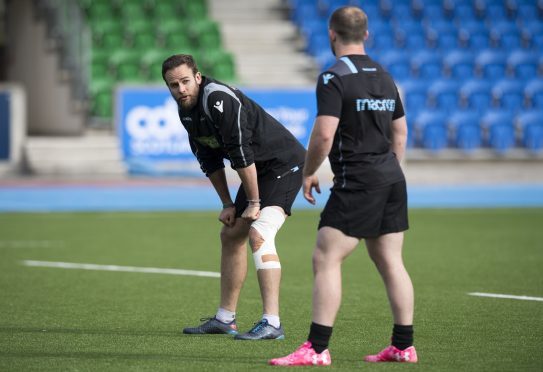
[356,98,396,112]
[195,135,220,149]
[322,73,334,85]
[214,100,224,113]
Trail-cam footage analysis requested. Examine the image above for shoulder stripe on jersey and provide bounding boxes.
[202,83,247,167]
[339,56,358,74]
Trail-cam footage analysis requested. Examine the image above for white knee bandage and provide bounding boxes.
[250,207,286,270]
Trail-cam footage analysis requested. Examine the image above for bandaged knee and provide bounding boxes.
[250,207,286,270]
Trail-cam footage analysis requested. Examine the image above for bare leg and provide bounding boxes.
[365,232,414,325]
[219,218,251,311]
[312,227,359,326]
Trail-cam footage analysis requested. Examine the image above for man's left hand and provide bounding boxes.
[241,204,260,221]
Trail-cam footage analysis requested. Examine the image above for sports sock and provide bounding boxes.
[215,308,235,324]
[308,322,333,354]
[263,314,281,328]
[391,324,414,350]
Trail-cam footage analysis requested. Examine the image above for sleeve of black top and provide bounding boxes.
[316,72,343,118]
[188,135,225,177]
[392,87,406,120]
[208,91,254,169]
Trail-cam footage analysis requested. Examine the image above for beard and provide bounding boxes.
[178,95,196,111]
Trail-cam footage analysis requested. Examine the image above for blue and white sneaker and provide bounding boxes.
[234,319,285,340]
[183,317,238,335]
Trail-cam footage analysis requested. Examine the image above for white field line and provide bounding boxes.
[22,260,220,278]
[468,292,543,302]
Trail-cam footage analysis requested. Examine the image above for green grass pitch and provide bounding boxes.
[0,209,542,371]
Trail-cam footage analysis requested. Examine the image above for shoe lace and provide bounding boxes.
[249,319,268,334]
[199,317,214,322]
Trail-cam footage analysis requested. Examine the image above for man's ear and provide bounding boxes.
[364,30,369,41]
[328,29,336,42]
[195,71,202,84]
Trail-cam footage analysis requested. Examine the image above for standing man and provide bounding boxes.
[162,54,305,340]
[269,6,417,365]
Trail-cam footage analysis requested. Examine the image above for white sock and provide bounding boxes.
[216,308,236,324]
[263,314,280,328]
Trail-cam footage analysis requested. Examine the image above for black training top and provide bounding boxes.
[316,54,406,190]
[178,76,306,178]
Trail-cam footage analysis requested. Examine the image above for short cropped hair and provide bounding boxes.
[329,6,368,44]
[162,54,199,80]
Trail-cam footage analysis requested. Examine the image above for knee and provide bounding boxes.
[220,225,245,246]
[248,228,265,252]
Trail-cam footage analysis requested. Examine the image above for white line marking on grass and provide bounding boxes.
[21,260,220,278]
[468,292,543,302]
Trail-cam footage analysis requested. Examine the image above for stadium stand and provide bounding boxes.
[79,0,237,119]
[287,0,543,154]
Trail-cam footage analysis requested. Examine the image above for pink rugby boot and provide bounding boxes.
[364,345,418,363]
[269,341,331,366]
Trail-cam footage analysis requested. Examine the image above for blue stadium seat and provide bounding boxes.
[492,79,526,112]
[524,79,543,109]
[481,109,517,153]
[460,79,493,113]
[428,79,461,113]
[517,110,543,152]
[520,21,543,50]
[475,49,507,80]
[517,3,539,22]
[394,22,425,49]
[426,21,459,50]
[366,23,395,51]
[377,50,412,80]
[414,110,449,151]
[507,50,539,81]
[478,2,508,22]
[489,21,522,49]
[411,51,443,80]
[398,79,430,119]
[459,21,490,50]
[306,31,329,57]
[444,50,475,79]
[452,2,477,22]
[448,110,482,151]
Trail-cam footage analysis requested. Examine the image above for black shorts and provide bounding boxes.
[318,180,409,239]
[234,167,303,217]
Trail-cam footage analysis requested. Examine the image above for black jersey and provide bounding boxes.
[316,54,406,190]
[178,76,306,177]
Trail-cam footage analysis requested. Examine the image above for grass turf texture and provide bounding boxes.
[0,209,541,371]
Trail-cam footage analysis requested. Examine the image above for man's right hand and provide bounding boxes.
[303,174,321,205]
[218,206,236,227]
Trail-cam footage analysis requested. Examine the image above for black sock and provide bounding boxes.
[391,324,414,350]
[307,322,333,354]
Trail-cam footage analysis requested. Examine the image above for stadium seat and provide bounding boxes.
[398,79,429,120]
[190,20,222,50]
[475,49,507,80]
[478,2,508,21]
[517,111,543,152]
[110,49,143,82]
[377,50,411,81]
[452,2,477,22]
[443,50,475,79]
[428,79,461,113]
[306,31,329,57]
[524,79,543,109]
[489,21,522,49]
[414,110,449,150]
[426,21,459,50]
[141,49,169,82]
[492,79,526,112]
[89,79,114,118]
[460,79,492,113]
[448,109,482,152]
[459,21,490,50]
[366,23,395,51]
[488,123,516,154]
[411,51,443,80]
[520,21,543,50]
[481,109,517,153]
[507,50,539,81]
[200,50,236,82]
